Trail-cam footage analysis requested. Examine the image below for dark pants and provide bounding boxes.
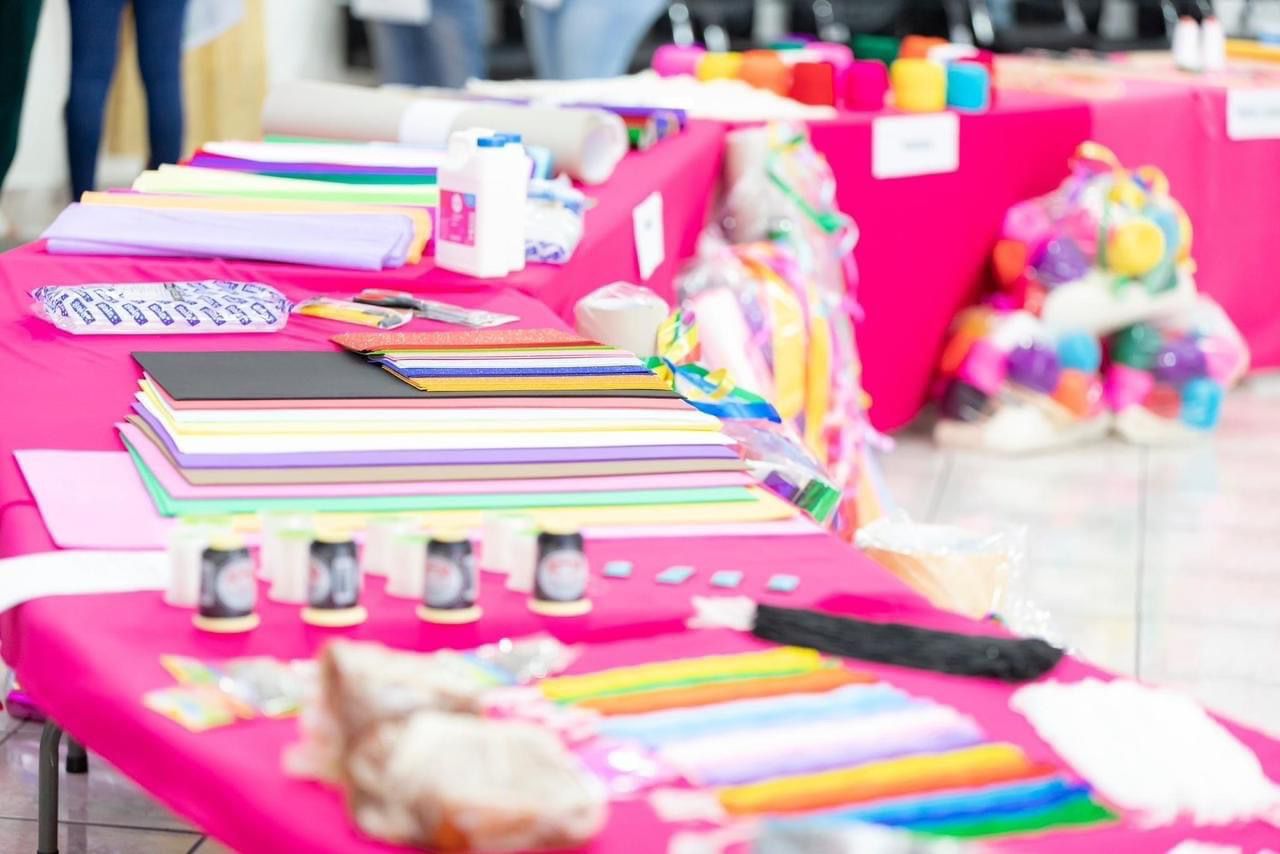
[65,0,189,200]
[0,0,44,190]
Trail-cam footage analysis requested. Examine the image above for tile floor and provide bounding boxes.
[1,375,1278,852]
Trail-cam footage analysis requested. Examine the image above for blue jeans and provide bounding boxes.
[524,0,668,80]
[65,0,188,200]
[368,0,487,88]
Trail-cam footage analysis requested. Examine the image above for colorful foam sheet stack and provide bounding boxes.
[117,330,798,533]
[43,139,442,269]
[540,647,1118,839]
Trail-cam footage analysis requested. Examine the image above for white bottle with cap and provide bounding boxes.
[435,130,509,278]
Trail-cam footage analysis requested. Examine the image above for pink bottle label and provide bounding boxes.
[439,190,477,247]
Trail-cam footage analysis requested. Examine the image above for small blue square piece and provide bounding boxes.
[655,565,696,585]
[710,570,743,589]
[602,561,633,578]
[766,573,799,593]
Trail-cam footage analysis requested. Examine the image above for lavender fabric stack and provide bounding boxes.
[42,204,417,271]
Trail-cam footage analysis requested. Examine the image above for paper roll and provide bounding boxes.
[262,80,628,185]
[165,527,206,608]
[362,515,416,577]
[574,282,670,359]
[267,531,313,604]
[385,530,427,599]
[261,80,414,142]
[448,104,627,185]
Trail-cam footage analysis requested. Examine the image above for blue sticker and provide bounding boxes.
[602,561,633,579]
[710,570,743,589]
[655,565,695,585]
[766,574,799,593]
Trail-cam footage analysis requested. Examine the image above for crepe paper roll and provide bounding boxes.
[697,52,744,81]
[598,683,910,748]
[808,41,854,78]
[843,59,889,111]
[663,704,986,787]
[946,62,990,111]
[957,340,1007,397]
[1180,377,1225,430]
[504,523,539,593]
[262,80,414,142]
[899,35,948,59]
[718,743,1053,815]
[1053,369,1102,418]
[1143,383,1183,419]
[739,51,792,95]
[790,62,837,106]
[575,668,871,716]
[385,529,428,599]
[910,793,1116,837]
[825,776,1092,828]
[890,59,946,113]
[652,44,705,77]
[540,647,824,703]
[852,34,900,65]
[1104,364,1154,411]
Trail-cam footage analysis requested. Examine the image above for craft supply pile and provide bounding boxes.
[3,29,1280,854]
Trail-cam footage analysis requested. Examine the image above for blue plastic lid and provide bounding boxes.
[477,136,504,148]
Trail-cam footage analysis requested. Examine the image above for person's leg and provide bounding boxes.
[132,0,189,169]
[418,0,487,87]
[552,0,667,79]
[65,0,127,200]
[369,20,433,86]
[0,0,44,190]
[523,3,560,80]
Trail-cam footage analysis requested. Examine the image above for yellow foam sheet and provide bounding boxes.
[398,373,673,393]
[217,486,798,534]
[81,191,431,263]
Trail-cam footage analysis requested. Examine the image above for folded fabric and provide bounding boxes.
[575,669,871,716]
[80,192,431,263]
[188,151,437,180]
[202,139,446,169]
[133,165,438,206]
[44,204,416,270]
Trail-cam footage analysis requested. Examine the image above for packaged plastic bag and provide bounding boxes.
[32,280,290,334]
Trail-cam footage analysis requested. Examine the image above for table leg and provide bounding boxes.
[64,739,88,775]
[38,720,62,854]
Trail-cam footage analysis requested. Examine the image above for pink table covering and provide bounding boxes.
[3,124,1280,851]
[808,91,1093,432]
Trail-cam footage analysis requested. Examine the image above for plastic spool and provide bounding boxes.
[789,61,837,106]
[386,529,428,599]
[843,59,889,110]
[165,524,208,608]
[652,44,706,77]
[697,51,744,81]
[738,50,792,95]
[890,58,947,113]
[946,61,991,111]
[267,528,313,604]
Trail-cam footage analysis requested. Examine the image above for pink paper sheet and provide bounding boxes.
[118,425,753,498]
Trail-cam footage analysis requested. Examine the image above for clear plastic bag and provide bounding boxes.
[32,280,290,334]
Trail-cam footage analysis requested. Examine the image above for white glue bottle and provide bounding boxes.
[435,130,509,278]
[497,133,531,273]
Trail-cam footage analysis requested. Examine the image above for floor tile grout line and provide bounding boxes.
[923,453,954,523]
[1135,446,1148,678]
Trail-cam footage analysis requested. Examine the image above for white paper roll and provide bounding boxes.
[504,528,539,594]
[363,515,416,577]
[165,528,206,608]
[268,532,313,604]
[385,531,428,599]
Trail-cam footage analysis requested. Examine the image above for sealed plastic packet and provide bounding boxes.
[31,280,291,334]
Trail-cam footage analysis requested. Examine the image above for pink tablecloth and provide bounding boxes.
[808,91,1093,431]
[3,120,1280,852]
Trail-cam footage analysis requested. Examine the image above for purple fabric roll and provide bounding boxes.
[43,204,414,270]
[187,152,436,177]
[133,405,738,469]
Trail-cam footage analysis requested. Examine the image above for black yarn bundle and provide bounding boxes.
[751,604,1064,683]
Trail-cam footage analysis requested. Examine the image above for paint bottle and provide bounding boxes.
[302,532,367,627]
[418,533,482,624]
[435,130,509,278]
[528,526,592,616]
[193,534,259,633]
